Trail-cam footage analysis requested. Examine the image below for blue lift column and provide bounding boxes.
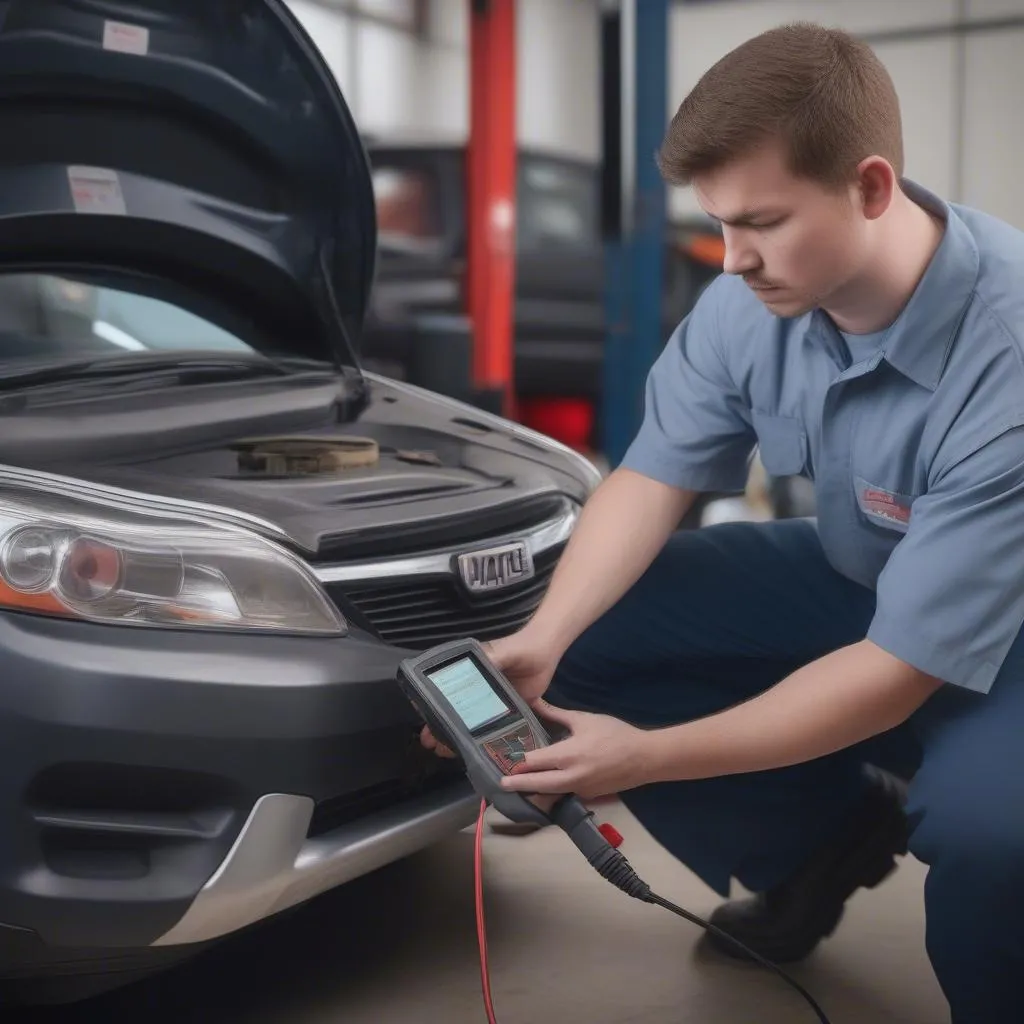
[600,0,669,466]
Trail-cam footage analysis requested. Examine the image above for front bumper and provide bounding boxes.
[153,787,476,946]
[0,609,475,965]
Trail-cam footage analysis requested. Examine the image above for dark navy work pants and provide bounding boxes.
[547,518,1024,1022]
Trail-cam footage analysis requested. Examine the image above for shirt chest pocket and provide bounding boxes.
[752,411,807,477]
[853,476,919,535]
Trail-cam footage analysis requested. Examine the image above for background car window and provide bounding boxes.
[0,273,254,362]
[517,159,598,251]
[372,165,443,253]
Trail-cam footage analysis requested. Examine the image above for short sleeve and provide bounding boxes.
[867,424,1024,693]
[619,277,756,491]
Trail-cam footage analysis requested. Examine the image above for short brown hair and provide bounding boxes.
[658,22,904,188]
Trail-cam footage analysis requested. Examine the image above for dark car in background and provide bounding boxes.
[0,0,599,1004]
[360,138,725,448]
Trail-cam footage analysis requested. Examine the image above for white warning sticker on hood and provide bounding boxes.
[103,20,150,55]
[67,167,127,216]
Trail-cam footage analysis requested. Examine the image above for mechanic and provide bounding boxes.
[422,22,1024,1022]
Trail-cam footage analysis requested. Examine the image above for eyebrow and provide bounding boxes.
[707,208,786,227]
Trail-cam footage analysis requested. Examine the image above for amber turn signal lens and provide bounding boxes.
[0,578,68,616]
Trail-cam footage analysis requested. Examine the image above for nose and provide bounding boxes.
[721,227,760,277]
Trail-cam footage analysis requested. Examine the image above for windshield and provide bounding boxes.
[0,272,257,366]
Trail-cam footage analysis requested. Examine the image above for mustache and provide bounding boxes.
[744,276,782,289]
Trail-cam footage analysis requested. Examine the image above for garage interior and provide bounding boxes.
[4,0,1023,1022]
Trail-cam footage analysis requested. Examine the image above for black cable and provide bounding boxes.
[644,890,832,1024]
[550,797,832,1024]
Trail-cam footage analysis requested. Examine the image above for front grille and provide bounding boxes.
[315,494,569,562]
[332,545,562,650]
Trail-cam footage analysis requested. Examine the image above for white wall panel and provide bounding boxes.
[287,0,354,98]
[516,0,601,159]
[966,0,1024,20]
[872,37,958,201]
[290,1,602,159]
[353,20,422,135]
[962,28,1024,226]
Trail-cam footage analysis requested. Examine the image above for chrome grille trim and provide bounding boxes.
[312,501,578,584]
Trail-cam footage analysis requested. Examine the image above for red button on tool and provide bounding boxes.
[598,823,624,848]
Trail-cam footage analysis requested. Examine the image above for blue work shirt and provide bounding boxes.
[622,180,1024,694]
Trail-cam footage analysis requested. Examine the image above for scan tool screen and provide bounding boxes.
[427,656,510,733]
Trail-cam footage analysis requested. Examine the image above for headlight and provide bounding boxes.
[0,488,345,636]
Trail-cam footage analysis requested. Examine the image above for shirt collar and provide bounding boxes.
[812,179,980,391]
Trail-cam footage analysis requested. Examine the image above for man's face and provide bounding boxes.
[692,141,868,318]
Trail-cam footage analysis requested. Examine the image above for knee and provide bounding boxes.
[909,783,1024,880]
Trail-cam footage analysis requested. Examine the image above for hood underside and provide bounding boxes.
[0,0,376,359]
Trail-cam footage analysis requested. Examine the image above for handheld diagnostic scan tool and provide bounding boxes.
[396,638,833,1024]
[397,638,557,827]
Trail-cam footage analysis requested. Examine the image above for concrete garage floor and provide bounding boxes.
[20,801,950,1024]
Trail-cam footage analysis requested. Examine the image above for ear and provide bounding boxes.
[855,157,897,221]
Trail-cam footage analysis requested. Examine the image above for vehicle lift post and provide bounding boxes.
[466,0,517,420]
[600,0,669,466]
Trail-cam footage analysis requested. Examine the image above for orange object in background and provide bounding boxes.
[684,233,726,268]
[518,397,595,451]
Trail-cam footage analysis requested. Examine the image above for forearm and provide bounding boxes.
[647,640,943,782]
[525,468,696,655]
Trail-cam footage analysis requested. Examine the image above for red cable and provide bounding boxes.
[473,799,624,1023]
[475,798,499,1024]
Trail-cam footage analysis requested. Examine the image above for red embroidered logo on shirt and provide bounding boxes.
[855,478,915,530]
[861,487,911,524]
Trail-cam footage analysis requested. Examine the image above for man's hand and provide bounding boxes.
[499,699,654,799]
[419,629,562,759]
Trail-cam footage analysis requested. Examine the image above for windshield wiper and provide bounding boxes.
[0,351,316,393]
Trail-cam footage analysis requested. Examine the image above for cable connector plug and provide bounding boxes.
[549,796,651,901]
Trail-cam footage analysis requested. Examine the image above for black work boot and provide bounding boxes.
[703,769,910,964]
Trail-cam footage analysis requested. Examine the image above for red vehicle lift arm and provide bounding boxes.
[466,0,517,418]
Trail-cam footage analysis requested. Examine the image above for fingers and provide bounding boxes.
[500,769,573,795]
[481,638,505,666]
[500,724,584,795]
[419,724,456,759]
[510,743,565,773]
[529,698,579,728]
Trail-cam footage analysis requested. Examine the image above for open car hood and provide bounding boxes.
[0,0,376,362]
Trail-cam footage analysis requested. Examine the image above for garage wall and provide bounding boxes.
[962,0,1024,229]
[515,0,601,159]
[287,0,603,160]
[668,0,1024,229]
[288,1,356,100]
